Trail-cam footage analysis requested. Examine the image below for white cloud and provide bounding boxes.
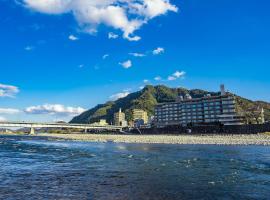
[102,54,109,59]
[125,35,141,42]
[0,83,19,98]
[68,34,79,41]
[167,76,176,81]
[143,79,149,83]
[123,88,132,92]
[24,46,34,51]
[23,0,71,14]
[0,108,21,114]
[119,60,132,69]
[168,70,186,81]
[129,52,146,57]
[110,92,130,100]
[78,64,84,68]
[153,71,185,82]
[130,0,178,19]
[153,47,164,55]
[173,70,186,78]
[139,86,144,90]
[24,104,86,116]
[22,0,177,41]
[108,32,119,39]
[0,116,7,122]
[154,76,162,81]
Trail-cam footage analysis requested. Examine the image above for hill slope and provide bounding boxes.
[70,85,270,124]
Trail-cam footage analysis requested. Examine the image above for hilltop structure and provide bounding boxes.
[154,85,243,127]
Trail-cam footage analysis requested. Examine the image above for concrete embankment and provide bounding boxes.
[39,133,270,145]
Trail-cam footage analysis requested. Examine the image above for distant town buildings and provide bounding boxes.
[154,85,243,127]
[114,108,127,127]
[112,108,149,127]
[132,109,148,127]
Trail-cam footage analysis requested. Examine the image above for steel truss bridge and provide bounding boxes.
[0,121,123,134]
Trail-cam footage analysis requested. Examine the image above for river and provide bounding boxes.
[0,135,269,199]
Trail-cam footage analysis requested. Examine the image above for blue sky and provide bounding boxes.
[0,0,269,122]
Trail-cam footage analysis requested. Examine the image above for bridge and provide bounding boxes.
[0,121,123,134]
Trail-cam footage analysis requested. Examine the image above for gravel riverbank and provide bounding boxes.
[39,133,270,145]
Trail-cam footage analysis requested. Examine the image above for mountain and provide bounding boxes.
[70,85,270,124]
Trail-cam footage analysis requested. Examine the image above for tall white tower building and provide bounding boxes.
[261,108,265,124]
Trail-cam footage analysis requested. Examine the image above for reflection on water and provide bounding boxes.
[0,135,270,200]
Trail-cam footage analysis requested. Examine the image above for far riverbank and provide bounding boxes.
[31,133,270,146]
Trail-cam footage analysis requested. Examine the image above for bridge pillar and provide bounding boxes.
[84,129,87,133]
[30,127,35,135]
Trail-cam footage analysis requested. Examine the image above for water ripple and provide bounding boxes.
[0,135,269,200]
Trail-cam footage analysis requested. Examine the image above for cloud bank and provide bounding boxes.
[0,108,21,114]
[0,83,19,98]
[24,104,86,116]
[22,0,178,41]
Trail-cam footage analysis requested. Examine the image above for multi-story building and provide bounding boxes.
[154,85,243,127]
[132,109,149,124]
[114,108,127,127]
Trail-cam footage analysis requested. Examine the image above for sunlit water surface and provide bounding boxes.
[0,135,270,200]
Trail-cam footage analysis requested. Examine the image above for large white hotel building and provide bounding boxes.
[154,85,243,127]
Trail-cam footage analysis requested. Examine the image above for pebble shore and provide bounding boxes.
[40,133,270,145]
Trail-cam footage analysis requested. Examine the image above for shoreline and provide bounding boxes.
[19,133,270,146]
[1,133,270,145]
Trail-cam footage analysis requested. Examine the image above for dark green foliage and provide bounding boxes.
[234,96,270,124]
[70,85,270,124]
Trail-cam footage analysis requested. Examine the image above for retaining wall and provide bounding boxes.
[130,123,270,135]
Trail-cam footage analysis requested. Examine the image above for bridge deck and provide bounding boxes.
[0,122,123,131]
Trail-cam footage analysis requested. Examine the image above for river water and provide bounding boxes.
[0,135,269,200]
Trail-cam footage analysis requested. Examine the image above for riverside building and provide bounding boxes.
[132,109,149,128]
[114,108,127,127]
[132,109,148,124]
[154,85,243,127]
